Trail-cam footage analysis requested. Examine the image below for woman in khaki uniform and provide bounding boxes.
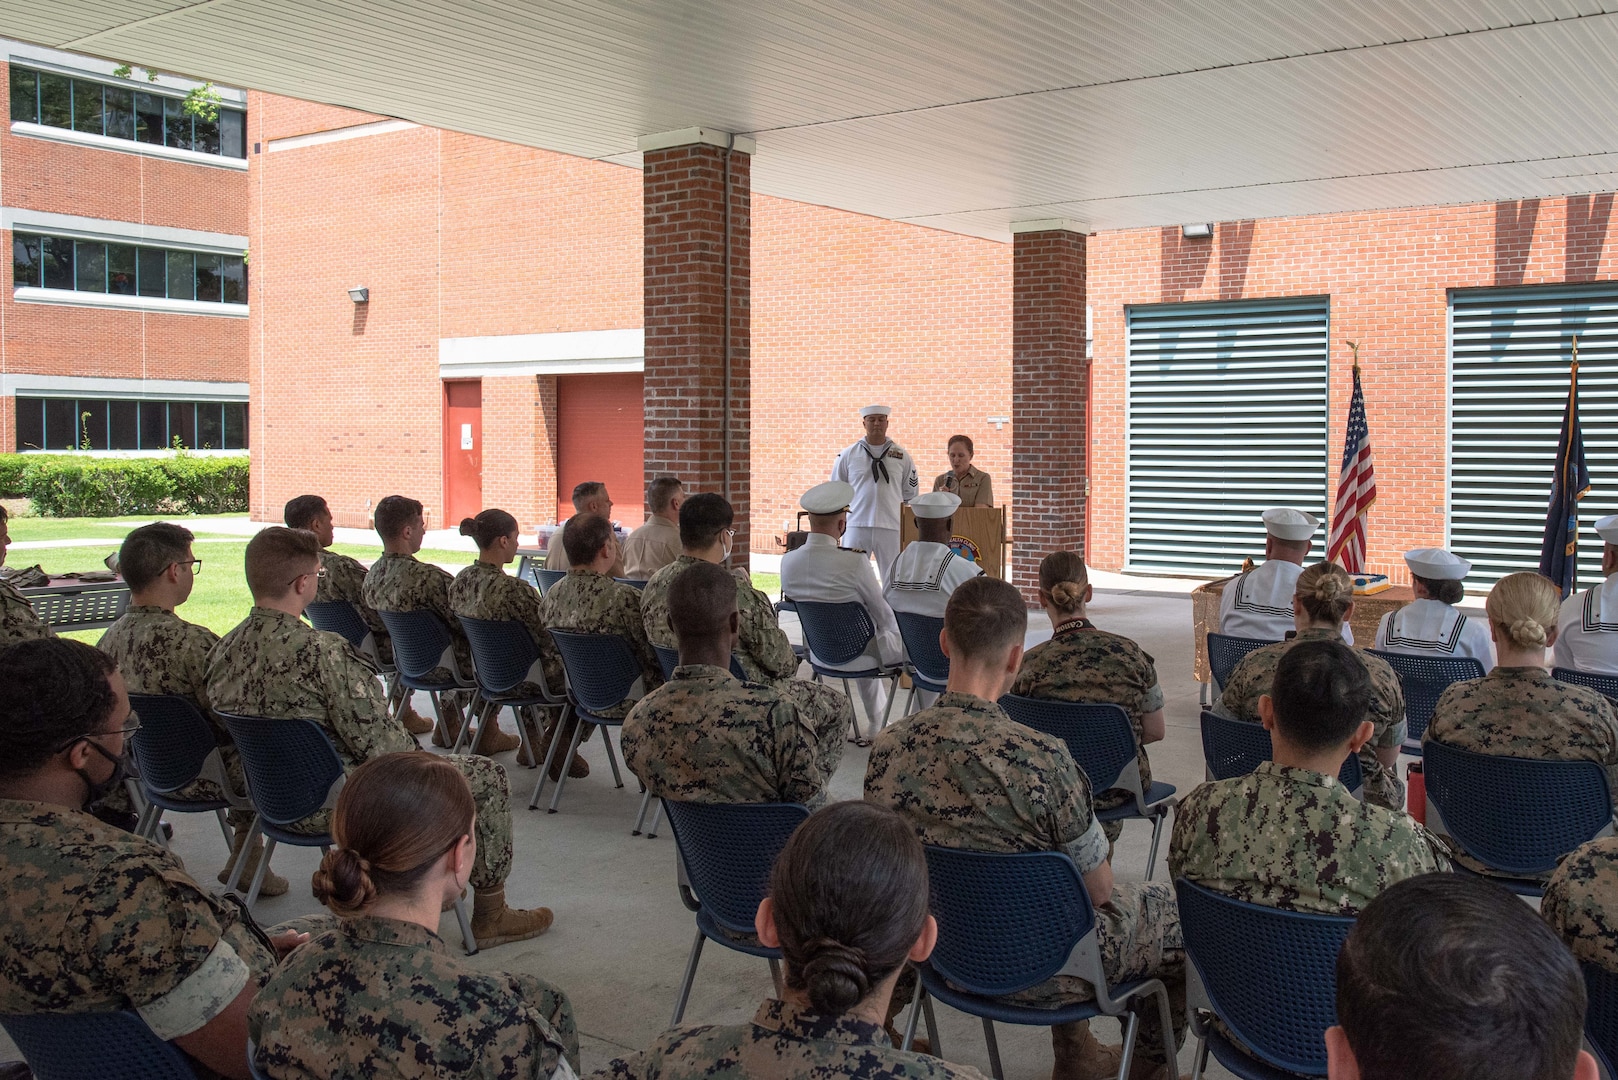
[932,435,994,507]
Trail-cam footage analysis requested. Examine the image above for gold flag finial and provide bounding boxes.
[1573,334,1580,370]
[1347,339,1361,374]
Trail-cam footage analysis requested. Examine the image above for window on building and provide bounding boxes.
[15,396,249,451]
[12,232,245,306]
[8,64,246,160]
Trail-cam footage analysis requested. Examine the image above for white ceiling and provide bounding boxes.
[8,1,1618,239]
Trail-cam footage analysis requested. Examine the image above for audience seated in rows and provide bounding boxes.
[621,476,685,580]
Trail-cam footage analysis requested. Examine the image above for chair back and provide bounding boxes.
[1199,710,1362,791]
[1586,962,1618,1078]
[549,630,643,715]
[1207,633,1275,692]
[616,577,649,590]
[1174,878,1354,1077]
[535,568,568,594]
[127,693,224,795]
[376,608,461,684]
[894,611,949,689]
[654,643,680,682]
[304,600,373,652]
[459,616,547,697]
[1553,666,1618,703]
[1422,740,1614,876]
[0,1010,199,1080]
[1367,650,1484,743]
[999,695,1135,793]
[793,601,878,666]
[662,801,810,935]
[219,714,346,828]
[922,846,1096,998]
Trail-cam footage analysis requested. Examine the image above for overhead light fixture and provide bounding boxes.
[347,286,370,303]
[1182,223,1213,239]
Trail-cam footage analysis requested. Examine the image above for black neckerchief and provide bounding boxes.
[1053,616,1095,635]
[861,440,893,484]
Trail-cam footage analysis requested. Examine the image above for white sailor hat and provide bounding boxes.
[911,491,960,519]
[859,404,892,418]
[1597,514,1618,545]
[801,481,855,515]
[1403,547,1471,580]
[1261,507,1319,541]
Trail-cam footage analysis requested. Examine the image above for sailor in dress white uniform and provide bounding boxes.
[829,404,918,589]
[1218,508,1353,644]
[884,491,984,711]
[1374,547,1493,666]
[1554,514,1618,675]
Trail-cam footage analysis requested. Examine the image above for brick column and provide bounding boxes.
[639,128,753,569]
[1011,221,1088,603]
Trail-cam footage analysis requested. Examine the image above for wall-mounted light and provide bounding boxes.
[1182,223,1213,239]
[347,286,370,303]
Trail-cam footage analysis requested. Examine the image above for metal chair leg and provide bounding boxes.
[901,984,924,1050]
[244,837,279,909]
[981,1017,1004,1080]
[1152,983,1178,1069]
[453,891,478,955]
[529,704,571,808]
[1190,1030,1210,1080]
[223,816,263,894]
[514,705,535,766]
[547,720,589,813]
[644,799,663,838]
[633,788,655,835]
[1116,1008,1141,1080]
[214,809,233,849]
[767,957,783,998]
[1145,812,1167,881]
[922,994,941,1055]
[601,724,624,789]
[670,931,707,1026]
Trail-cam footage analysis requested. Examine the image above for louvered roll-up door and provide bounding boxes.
[1126,297,1330,575]
[1449,284,1618,586]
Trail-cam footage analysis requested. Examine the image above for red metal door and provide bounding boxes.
[443,380,482,526]
[556,373,645,526]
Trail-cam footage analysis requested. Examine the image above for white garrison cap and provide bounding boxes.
[1597,514,1618,544]
[1404,547,1471,580]
[1262,507,1319,541]
[860,404,892,418]
[911,491,961,519]
[801,480,855,514]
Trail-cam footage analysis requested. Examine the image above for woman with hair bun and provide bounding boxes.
[1215,561,1409,810]
[249,753,579,1080]
[1372,547,1493,665]
[1425,571,1618,879]
[599,801,987,1080]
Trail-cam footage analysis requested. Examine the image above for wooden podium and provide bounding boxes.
[900,504,1008,579]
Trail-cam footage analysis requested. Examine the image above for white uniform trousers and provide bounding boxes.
[844,526,900,590]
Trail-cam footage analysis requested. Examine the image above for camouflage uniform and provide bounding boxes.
[622,664,841,809]
[449,560,567,696]
[864,692,1186,1064]
[0,577,52,647]
[539,569,663,718]
[205,607,513,889]
[1214,627,1407,810]
[642,555,852,763]
[363,552,473,683]
[599,998,990,1080]
[249,914,578,1080]
[1542,836,1618,975]
[1426,666,1618,878]
[0,799,276,1044]
[317,547,393,666]
[1011,617,1165,843]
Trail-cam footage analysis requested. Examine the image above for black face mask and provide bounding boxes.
[76,738,128,806]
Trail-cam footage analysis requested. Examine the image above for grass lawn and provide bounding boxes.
[5,514,250,543]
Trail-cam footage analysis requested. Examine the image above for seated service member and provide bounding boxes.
[865,577,1186,1080]
[1373,548,1492,665]
[98,521,287,897]
[207,526,554,947]
[450,508,583,778]
[624,562,839,808]
[0,638,305,1080]
[1543,836,1618,976]
[780,481,904,743]
[363,495,499,749]
[885,491,983,710]
[1219,507,1352,643]
[932,434,994,507]
[1012,551,1164,846]
[250,753,579,1080]
[621,476,684,580]
[1425,571,1618,878]
[0,504,52,646]
[1215,561,1407,811]
[1555,512,1618,674]
[600,800,989,1080]
[544,481,616,573]
[1328,874,1600,1080]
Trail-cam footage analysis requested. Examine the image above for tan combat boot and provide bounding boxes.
[471,886,554,948]
[1051,1020,1124,1080]
[399,701,435,735]
[1125,1058,1189,1080]
[217,826,288,898]
[474,718,523,755]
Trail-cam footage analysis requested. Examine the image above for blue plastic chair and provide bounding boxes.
[1554,666,1618,704]
[1367,650,1484,754]
[534,567,567,594]
[998,695,1178,879]
[1,1010,200,1080]
[902,846,1177,1080]
[305,599,378,658]
[1586,962,1618,1079]
[127,692,248,851]
[894,611,949,715]
[653,642,747,683]
[1422,739,1615,895]
[459,615,571,760]
[538,630,642,815]
[246,1037,272,1080]
[1206,633,1276,693]
[792,600,903,741]
[1199,710,1364,795]
[615,577,649,590]
[661,801,810,1025]
[773,599,811,663]
[1175,878,1355,1079]
[377,608,479,747]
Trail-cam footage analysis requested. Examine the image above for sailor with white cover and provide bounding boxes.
[884,492,984,712]
[1219,508,1353,644]
[829,405,919,589]
[1374,548,1493,665]
[1554,514,1618,674]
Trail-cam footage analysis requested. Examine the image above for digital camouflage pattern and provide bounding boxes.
[317,547,393,665]
[0,800,276,1037]
[1426,666,1618,877]
[598,998,990,1080]
[622,664,840,808]
[250,915,578,1080]
[1214,627,1407,811]
[0,578,52,647]
[363,552,473,681]
[540,569,663,717]
[449,560,567,696]
[205,607,513,889]
[1542,836,1618,974]
[1167,761,1449,914]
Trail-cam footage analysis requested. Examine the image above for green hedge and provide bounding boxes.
[0,454,249,517]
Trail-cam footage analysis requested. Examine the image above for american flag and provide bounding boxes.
[1327,367,1376,573]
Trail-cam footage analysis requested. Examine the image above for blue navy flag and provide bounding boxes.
[1538,361,1591,598]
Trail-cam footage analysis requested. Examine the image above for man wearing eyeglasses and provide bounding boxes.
[99,522,286,897]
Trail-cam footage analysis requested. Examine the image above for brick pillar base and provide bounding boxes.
[641,134,751,568]
[1011,225,1088,603]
